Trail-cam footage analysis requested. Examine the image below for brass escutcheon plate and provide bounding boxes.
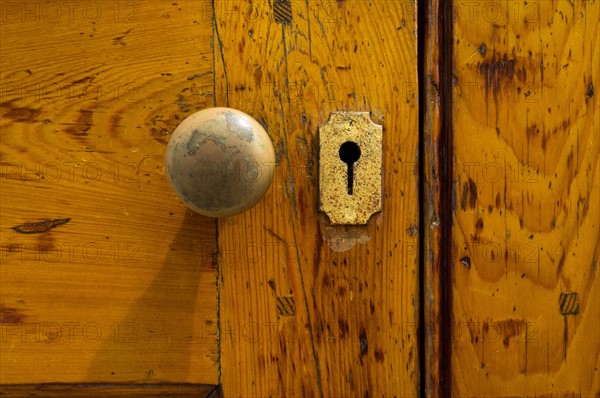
[319,112,383,225]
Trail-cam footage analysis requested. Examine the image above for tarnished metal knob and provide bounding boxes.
[165,107,276,217]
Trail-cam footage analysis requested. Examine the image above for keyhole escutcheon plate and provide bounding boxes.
[319,112,383,225]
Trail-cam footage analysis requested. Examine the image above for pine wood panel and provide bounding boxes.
[450,0,599,395]
[0,0,218,384]
[214,0,420,396]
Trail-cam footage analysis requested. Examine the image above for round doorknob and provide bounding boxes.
[165,107,276,217]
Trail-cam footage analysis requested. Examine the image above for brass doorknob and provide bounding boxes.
[165,107,276,217]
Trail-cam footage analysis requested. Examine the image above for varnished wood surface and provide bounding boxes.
[449,0,599,395]
[214,0,420,396]
[2,0,598,396]
[0,0,218,385]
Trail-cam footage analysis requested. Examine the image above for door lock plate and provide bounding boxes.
[319,112,383,225]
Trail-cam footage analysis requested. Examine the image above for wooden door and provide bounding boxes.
[1,0,598,397]
[1,0,419,396]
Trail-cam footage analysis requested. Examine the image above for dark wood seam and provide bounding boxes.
[438,0,454,397]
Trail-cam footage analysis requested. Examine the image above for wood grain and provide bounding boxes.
[214,0,420,396]
[0,0,218,384]
[450,0,599,395]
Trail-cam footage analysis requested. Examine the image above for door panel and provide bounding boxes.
[214,0,420,396]
[449,0,599,395]
[0,0,218,385]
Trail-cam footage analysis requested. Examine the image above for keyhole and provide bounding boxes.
[339,141,361,194]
